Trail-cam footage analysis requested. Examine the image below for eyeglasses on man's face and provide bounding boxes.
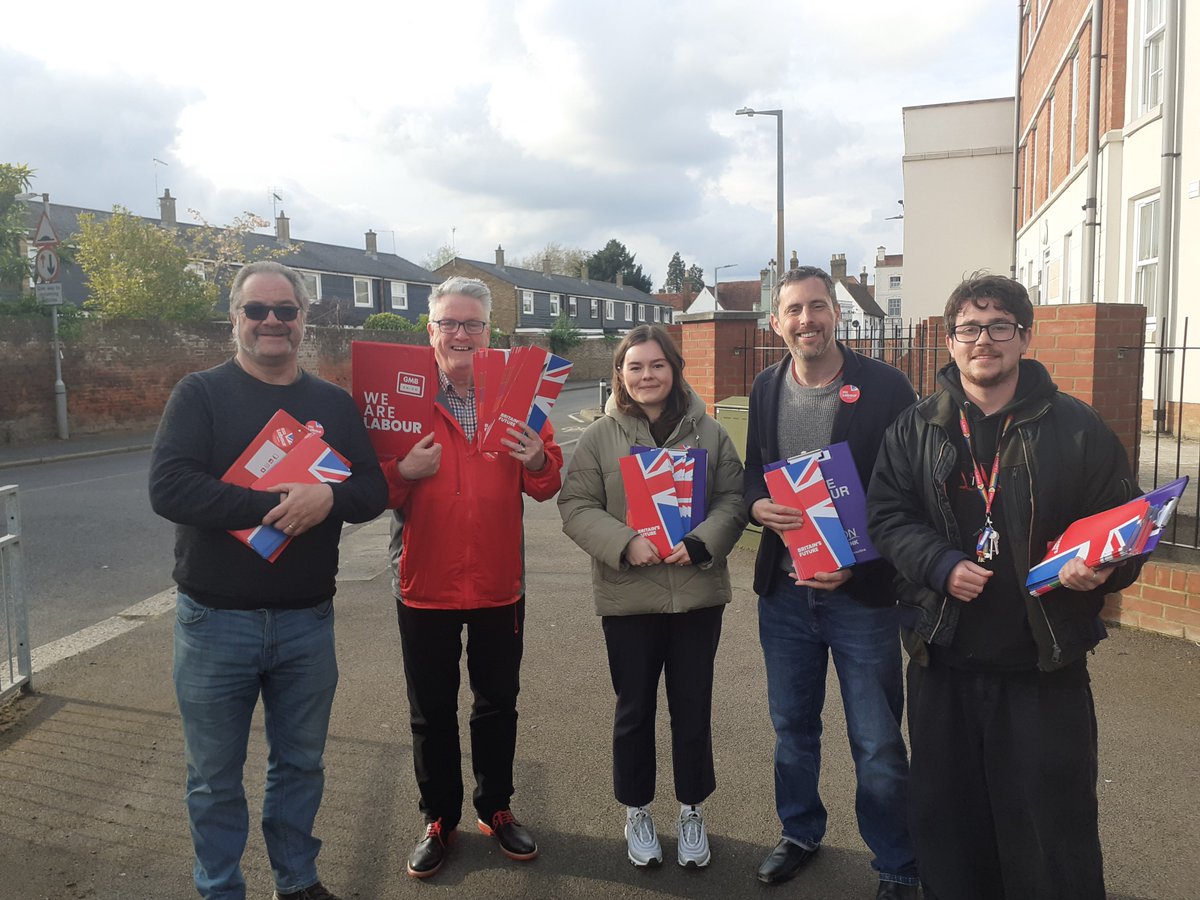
[431,318,488,334]
[950,322,1025,343]
[240,303,301,322]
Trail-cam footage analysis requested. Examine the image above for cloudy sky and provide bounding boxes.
[1,0,1016,288]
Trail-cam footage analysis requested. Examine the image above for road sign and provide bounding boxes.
[36,283,64,306]
[35,246,60,282]
[33,210,59,246]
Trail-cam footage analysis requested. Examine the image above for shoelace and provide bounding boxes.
[492,809,517,829]
[679,809,703,846]
[424,818,446,841]
[629,809,655,843]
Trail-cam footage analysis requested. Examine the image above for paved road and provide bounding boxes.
[1,383,597,650]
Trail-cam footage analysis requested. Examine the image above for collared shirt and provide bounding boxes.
[438,368,477,441]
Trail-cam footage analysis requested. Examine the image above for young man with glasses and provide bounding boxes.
[383,276,563,879]
[150,261,388,900]
[868,274,1142,899]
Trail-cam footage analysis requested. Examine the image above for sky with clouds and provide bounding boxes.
[0,0,1017,288]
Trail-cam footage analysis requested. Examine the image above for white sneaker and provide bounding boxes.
[677,804,711,868]
[624,806,662,867]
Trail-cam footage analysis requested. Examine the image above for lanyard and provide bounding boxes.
[958,410,1013,562]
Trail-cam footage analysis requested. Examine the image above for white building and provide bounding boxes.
[874,246,904,327]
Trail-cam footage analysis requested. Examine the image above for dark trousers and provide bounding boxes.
[396,597,525,830]
[907,657,1105,900]
[601,605,723,808]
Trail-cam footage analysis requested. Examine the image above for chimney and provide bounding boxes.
[275,210,290,244]
[789,250,798,271]
[495,245,505,267]
[860,265,869,285]
[365,230,378,258]
[877,245,887,264]
[830,253,847,281]
[616,271,624,287]
[159,188,176,228]
[543,255,551,275]
[581,263,589,282]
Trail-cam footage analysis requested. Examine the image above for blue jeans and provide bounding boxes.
[173,592,338,900]
[758,580,918,884]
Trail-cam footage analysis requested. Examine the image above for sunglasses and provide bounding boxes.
[240,303,301,322]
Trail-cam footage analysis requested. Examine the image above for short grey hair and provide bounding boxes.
[230,261,310,313]
[428,276,492,321]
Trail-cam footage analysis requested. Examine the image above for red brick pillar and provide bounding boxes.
[678,311,762,407]
[1029,303,1145,469]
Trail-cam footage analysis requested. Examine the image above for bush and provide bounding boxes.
[363,312,419,332]
[548,313,584,356]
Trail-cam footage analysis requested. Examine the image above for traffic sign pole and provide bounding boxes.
[31,193,69,439]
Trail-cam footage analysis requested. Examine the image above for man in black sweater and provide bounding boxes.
[150,261,386,900]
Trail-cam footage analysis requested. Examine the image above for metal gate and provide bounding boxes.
[1,484,31,703]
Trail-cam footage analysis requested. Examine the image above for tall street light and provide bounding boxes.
[713,263,737,310]
[735,106,784,315]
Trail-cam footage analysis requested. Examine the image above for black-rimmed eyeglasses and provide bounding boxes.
[240,303,301,322]
[950,322,1025,343]
[431,318,488,334]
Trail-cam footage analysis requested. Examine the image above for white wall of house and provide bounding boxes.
[874,247,904,323]
[902,98,1015,322]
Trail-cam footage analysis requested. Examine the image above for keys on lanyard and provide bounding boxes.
[959,411,1013,564]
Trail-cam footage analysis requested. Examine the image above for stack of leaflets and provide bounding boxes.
[763,442,879,580]
[351,342,437,459]
[1025,476,1189,596]
[621,447,709,557]
[474,346,572,451]
[220,409,352,563]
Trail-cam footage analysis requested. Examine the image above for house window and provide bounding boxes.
[654,306,661,322]
[390,281,408,310]
[888,298,902,318]
[522,290,534,315]
[299,270,321,302]
[1141,0,1166,113]
[1030,127,1038,211]
[550,293,561,316]
[624,302,632,321]
[569,297,577,317]
[1134,196,1160,309]
[1047,96,1055,189]
[638,304,646,321]
[591,298,599,318]
[353,277,372,308]
[888,275,901,289]
[605,300,615,320]
[663,309,671,324]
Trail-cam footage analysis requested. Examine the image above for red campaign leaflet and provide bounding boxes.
[621,449,685,558]
[763,454,857,580]
[233,436,353,563]
[479,345,549,452]
[1026,476,1188,596]
[630,446,708,532]
[221,409,310,488]
[472,348,510,430]
[351,341,437,460]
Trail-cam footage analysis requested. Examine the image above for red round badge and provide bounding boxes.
[305,420,325,437]
[839,385,861,404]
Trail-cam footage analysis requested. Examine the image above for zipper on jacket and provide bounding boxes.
[929,439,955,644]
[1020,430,1061,665]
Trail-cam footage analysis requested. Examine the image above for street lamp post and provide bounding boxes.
[713,263,737,310]
[735,106,784,315]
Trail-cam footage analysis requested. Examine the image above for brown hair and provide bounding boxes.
[611,324,689,422]
[943,272,1034,332]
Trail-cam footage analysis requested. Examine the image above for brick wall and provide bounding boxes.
[0,319,426,444]
[1103,562,1200,641]
[433,259,520,335]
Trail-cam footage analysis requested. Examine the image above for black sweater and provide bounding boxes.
[149,360,387,609]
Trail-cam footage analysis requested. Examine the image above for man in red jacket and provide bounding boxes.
[385,276,563,879]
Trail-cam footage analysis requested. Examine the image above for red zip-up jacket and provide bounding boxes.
[385,401,563,609]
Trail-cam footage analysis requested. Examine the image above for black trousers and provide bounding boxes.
[396,597,525,830]
[907,657,1105,900]
[601,605,724,808]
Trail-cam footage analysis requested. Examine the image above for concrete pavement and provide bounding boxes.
[1,496,1198,899]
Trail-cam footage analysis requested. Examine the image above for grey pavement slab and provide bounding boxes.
[0,497,1197,899]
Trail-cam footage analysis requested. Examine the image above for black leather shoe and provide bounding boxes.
[273,882,341,900]
[478,809,539,860]
[876,881,920,899]
[757,839,819,884]
[406,818,456,879]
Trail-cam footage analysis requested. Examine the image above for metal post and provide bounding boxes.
[775,110,785,294]
[51,305,69,439]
